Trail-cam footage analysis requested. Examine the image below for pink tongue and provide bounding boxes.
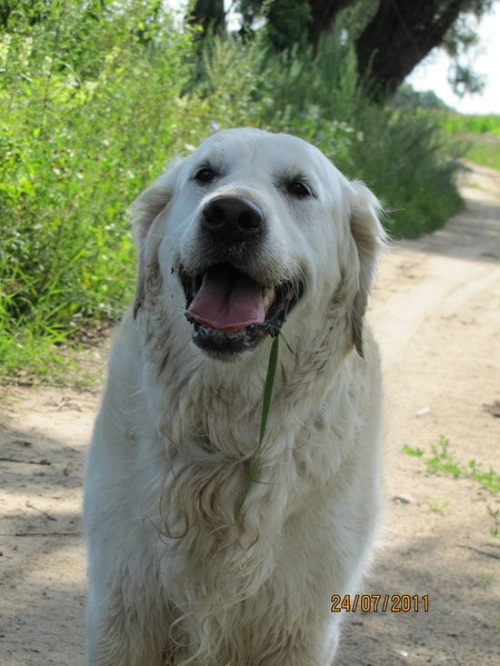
[185,266,265,332]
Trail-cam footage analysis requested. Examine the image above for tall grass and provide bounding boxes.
[0,1,464,383]
[348,107,462,237]
[432,111,500,170]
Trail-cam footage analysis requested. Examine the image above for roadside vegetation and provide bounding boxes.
[437,113,500,170]
[0,0,482,383]
[391,84,500,171]
[402,436,500,493]
[403,437,500,537]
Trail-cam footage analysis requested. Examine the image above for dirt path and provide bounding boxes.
[1,163,499,666]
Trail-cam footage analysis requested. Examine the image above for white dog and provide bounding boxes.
[84,128,385,665]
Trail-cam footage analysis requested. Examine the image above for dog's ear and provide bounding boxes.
[130,159,183,319]
[131,158,183,249]
[348,180,386,357]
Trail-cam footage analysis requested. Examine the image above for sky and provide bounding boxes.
[408,2,500,115]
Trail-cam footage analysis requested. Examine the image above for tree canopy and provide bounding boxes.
[188,0,497,101]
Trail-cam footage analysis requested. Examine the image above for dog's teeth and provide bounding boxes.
[263,287,274,311]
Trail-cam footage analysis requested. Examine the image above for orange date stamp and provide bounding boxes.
[330,594,429,613]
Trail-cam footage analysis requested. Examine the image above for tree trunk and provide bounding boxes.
[307,0,357,46]
[356,0,467,101]
[188,0,226,35]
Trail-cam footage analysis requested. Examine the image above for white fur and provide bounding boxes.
[84,129,386,665]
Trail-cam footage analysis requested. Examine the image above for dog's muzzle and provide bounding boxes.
[179,195,303,359]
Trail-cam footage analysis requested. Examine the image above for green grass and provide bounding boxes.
[236,334,281,518]
[402,436,500,493]
[465,139,500,170]
[478,572,494,590]
[487,506,500,539]
[0,329,73,386]
[432,111,500,170]
[425,497,449,514]
[439,114,500,135]
[403,437,500,538]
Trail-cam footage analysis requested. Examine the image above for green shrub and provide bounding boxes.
[347,107,463,238]
[1,9,189,309]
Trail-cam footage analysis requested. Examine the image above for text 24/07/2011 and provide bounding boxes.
[330,594,429,613]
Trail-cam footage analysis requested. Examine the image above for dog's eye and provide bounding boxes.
[194,167,216,184]
[287,180,311,198]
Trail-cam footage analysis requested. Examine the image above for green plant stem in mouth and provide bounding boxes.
[235,334,280,518]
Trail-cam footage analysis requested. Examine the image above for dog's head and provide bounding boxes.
[132,129,385,360]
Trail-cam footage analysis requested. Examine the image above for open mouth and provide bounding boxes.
[180,263,303,357]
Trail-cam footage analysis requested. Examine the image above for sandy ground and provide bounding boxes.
[1,163,499,666]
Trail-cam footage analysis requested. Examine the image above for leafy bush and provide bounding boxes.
[346,107,462,238]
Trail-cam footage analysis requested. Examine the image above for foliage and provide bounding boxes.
[438,112,500,135]
[488,506,500,538]
[0,2,464,383]
[195,0,497,99]
[264,0,311,51]
[426,497,449,514]
[392,84,450,111]
[402,437,500,493]
[194,30,463,239]
[0,1,194,382]
[344,107,462,238]
[464,141,500,170]
[403,436,500,537]
[441,10,489,97]
[434,111,500,170]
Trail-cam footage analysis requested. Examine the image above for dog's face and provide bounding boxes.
[132,129,384,360]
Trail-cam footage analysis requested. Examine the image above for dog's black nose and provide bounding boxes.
[202,196,264,243]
